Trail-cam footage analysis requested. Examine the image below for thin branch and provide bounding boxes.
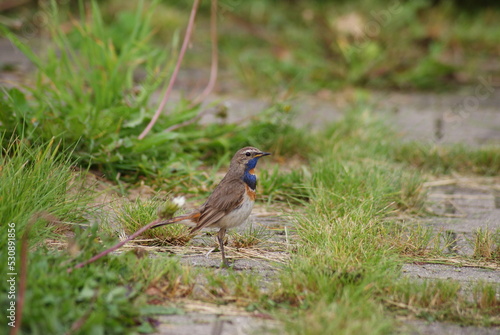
[163,0,219,133]
[67,217,165,273]
[152,0,219,135]
[192,0,218,105]
[138,0,201,140]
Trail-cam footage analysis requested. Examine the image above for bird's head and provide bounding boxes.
[231,146,271,170]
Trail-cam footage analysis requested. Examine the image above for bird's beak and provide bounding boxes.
[255,152,271,157]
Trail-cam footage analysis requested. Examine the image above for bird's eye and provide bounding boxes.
[245,152,251,157]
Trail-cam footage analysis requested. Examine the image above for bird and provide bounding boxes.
[151,146,270,267]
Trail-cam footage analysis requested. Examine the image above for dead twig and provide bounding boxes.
[192,0,218,105]
[10,212,43,335]
[164,0,220,133]
[67,217,168,273]
[138,0,201,139]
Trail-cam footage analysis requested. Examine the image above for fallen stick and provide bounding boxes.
[67,218,166,273]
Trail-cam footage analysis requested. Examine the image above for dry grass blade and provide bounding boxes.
[383,299,422,315]
[422,179,459,188]
[119,243,290,263]
[410,257,499,270]
[428,194,493,200]
[181,299,274,319]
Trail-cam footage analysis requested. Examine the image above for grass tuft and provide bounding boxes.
[230,222,271,249]
[387,279,500,325]
[383,222,440,257]
[116,197,191,246]
[0,137,89,246]
[139,257,195,302]
[471,228,500,261]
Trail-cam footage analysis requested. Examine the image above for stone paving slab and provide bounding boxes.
[402,263,499,283]
[153,313,279,335]
[404,320,500,335]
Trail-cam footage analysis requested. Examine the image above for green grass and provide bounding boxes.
[264,104,499,332]
[268,108,410,333]
[259,165,311,204]
[0,138,188,334]
[1,1,311,188]
[386,279,500,325]
[2,102,498,334]
[0,0,168,172]
[393,142,500,176]
[0,137,89,246]
[175,0,500,92]
[4,0,500,94]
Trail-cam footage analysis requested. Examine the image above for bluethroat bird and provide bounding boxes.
[150,146,270,267]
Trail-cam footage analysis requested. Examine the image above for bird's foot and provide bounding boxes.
[221,260,231,269]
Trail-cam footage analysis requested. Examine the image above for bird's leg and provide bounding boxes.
[217,228,229,268]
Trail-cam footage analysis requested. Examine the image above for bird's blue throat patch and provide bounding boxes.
[242,157,259,190]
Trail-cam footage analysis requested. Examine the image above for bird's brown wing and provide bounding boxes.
[190,178,246,233]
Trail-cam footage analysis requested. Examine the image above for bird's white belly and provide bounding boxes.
[217,196,254,229]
